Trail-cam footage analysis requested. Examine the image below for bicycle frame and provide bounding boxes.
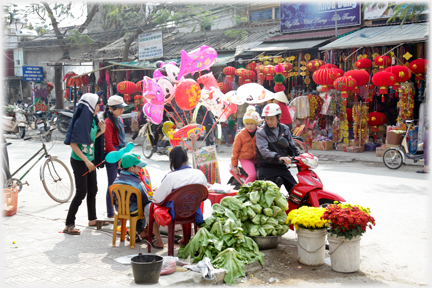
[6,142,48,182]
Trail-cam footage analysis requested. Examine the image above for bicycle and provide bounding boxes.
[2,127,74,203]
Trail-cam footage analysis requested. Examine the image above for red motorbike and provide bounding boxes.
[228,138,345,229]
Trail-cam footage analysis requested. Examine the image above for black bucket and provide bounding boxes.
[130,253,164,284]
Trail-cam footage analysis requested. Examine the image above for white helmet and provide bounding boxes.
[262,103,281,117]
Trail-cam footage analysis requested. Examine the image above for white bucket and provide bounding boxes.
[328,234,361,273]
[296,228,327,266]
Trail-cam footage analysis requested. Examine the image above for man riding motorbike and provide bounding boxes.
[256,103,300,194]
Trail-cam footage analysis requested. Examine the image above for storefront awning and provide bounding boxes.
[212,54,236,66]
[108,59,180,70]
[319,23,429,50]
[248,39,331,52]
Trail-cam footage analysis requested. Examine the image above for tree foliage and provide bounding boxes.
[362,2,428,25]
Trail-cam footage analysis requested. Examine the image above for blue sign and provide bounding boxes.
[280,2,361,33]
[22,66,44,81]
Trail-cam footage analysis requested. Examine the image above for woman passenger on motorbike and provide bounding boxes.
[231,106,261,184]
[103,95,127,218]
[256,103,300,194]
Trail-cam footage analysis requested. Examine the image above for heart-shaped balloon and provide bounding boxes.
[143,103,163,124]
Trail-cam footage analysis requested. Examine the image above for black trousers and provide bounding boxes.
[66,158,98,226]
[257,166,297,194]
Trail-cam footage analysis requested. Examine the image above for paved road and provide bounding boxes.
[3,133,430,286]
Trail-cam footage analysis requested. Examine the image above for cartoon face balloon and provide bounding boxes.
[157,77,176,103]
[153,61,184,84]
[143,103,164,124]
[177,45,218,81]
[200,87,225,118]
[142,76,164,105]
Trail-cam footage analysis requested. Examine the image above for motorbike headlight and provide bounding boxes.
[301,157,319,169]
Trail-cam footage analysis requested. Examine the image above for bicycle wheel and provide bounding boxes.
[41,158,73,203]
[142,137,154,159]
[383,149,403,170]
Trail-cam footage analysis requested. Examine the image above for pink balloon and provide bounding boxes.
[157,77,176,104]
[197,72,219,90]
[142,76,164,105]
[177,45,218,81]
[143,103,163,124]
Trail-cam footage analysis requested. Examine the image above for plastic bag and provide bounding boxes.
[161,256,178,275]
[154,205,172,226]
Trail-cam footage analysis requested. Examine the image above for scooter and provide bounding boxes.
[383,120,424,169]
[2,105,27,138]
[35,111,52,142]
[56,109,73,134]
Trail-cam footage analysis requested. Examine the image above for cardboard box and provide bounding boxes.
[344,146,363,153]
[336,143,349,151]
[376,145,386,157]
[349,139,359,146]
[311,141,334,150]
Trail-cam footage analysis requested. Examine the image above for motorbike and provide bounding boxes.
[228,138,345,226]
[139,122,173,159]
[383,120,424,169]
[34,111,52,142]
[2,104,27,138]
[56,109,73,134]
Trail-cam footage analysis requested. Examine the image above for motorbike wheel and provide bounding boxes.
[18,127,26,138]
[319,198,339,208]
[383,149,403,170]
[57,115,70,134]
[28,115,37,130]
[142,137,154,159]
[294,139,308,154]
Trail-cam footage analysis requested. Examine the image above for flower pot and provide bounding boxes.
[296,228,327,266]
[328,234,361,273]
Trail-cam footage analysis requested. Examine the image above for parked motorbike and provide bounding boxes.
[56,109,73,134]
[139,122,172,159]
[2,105,27,138]
[35,111,52,142]
[383,119,424,169]
[228,138,345,228]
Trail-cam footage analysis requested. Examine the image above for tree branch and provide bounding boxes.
[78,4,99,33]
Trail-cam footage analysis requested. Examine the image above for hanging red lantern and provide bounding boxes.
[117,81,136,104]
[281,62,293,82]
[384,65,410,96]
[319,63,338,70]
[273,64,285,92]
[374,55,392,71]
[331,68,344,78]
[368,111,387,139]
[246,62,257,71]
[262,65,275,84]
[243,69,256,84]
[409,58,428,86]
[334,76,357,105]
[235,68,246,85]
[312,68,338,92]
[306,59,322,72]
[223,66,236,83]
[136,80,143,93]
[355,58,373,70]
[344,70,370,101]
[218,82,229,94]
[372,71,396,102]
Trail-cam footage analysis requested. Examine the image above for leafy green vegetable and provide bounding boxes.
[260,215,268,225]
[276,213,288,225]
[263,208,273,217]
[266,217,278,227]
[259,193,270,208]
[249,190,260,204]
[250,203,263,214]
[258,225,267,236]
[274,196,289,210]
[211,248,247,285]
[264,188,280,207]
[246,206,256,219]
[271,206,282,217]
[280,225,289,235]
[261,224,274,235]
[210,221,224,238]
[251,214,263,225]
[223,218,237,234]
[221,196,244,211]
[248,224,260,236]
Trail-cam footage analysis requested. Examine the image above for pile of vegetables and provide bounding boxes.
[177,180,289,285]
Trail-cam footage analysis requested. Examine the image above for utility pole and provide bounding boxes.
[335,2,338,37]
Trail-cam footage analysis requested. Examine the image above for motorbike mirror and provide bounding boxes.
[278,137,289,147]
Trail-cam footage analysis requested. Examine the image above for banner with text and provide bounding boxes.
[280,2,361,33]
[23,66,44,81]
[138,30,163,61]
[32,82,49,112]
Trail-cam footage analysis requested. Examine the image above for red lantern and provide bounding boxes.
[235,68,246,85]
[334,76,357,105]
[136,80,143,93]
[274,84,285,92]
[246,62,257,71]
[263,65,275,84]
[344,70,370,101]
[384,65,410,95]
[117,81,136,104]
[175,79,201,110]
[312,68,338,92]
[306,59,322,72]
[223,66,236,83]
[355,58,372,70]
[368,111,387,139]
[319,64,338,70]
[374,55,392,71]
[409,58,428,86]
[243,70,256,84]
[372,71,396,102]
[331,68,344,78]
[218,82,228,94]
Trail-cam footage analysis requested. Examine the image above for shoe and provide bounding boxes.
[63,226,81,235]
[151,240,164,249]
[151,146,157,152]
[416,170,428,173]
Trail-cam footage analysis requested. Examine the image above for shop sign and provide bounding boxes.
[32,82,49,112]
[280,2,361,33]
[363,2,428,20]
[138,30,163,61]
[22,66,44,81]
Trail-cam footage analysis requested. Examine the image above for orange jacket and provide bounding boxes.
[231,128,257,166]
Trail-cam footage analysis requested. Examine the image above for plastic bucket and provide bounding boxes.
[130,253,163,284]
[3,188,18,217]
[296,228,327,266]
[328,234,361,273]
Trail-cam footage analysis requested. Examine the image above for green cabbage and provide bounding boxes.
[249,190,260,204]
[274,196,289,210]
[271,206,282,217]
[220,196,244,211]
[260,215,268,225]
[266,217,278,227]
[263,208,273,217]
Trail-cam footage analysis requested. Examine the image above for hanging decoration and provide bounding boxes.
[306,59,323,72]
[273,64,285,92]
[281,62,293,83]
[355,58,372,70]
[374,55,392,72]
[408,58,428,87]
[352,103,369,146]
[312,68,338,93]
[368,111,386,140]
[223,66,236,83]
[344,70,370,101]
[263,65,275,85]
[396,82,415,125]
[339,103,349,145]
[218,82,230,94]
[384,65,410,97]
[235,68,246,86]
[246,62,257,71]
[117,81,136,104]
[243,69,256,84]
[333,76,357,106]
[319,63,338,70]
[372,71,396,102]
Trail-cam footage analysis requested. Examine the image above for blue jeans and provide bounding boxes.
[106,161,119,217]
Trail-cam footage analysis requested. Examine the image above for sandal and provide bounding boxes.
[63,226,81,235]
[416,170,428,173]
[88,221,110,227]
[151,240,164,249]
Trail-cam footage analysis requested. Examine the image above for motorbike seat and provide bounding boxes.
[407,153,424,159]
[3,116,13,121]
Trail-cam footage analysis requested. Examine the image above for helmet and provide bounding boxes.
[261,103,281,117]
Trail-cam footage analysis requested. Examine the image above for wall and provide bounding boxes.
[3,78,31,105]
